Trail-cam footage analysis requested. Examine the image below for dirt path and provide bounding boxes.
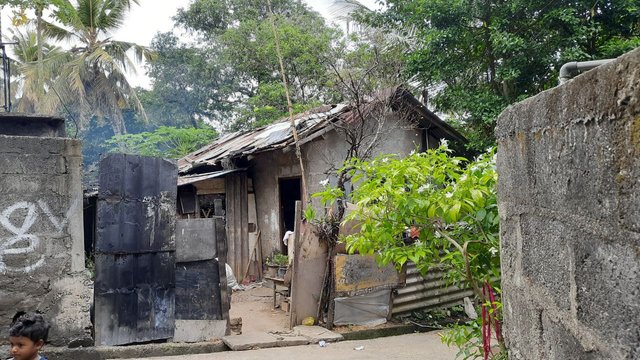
[229,284,289,334]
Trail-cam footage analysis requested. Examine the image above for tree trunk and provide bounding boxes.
[36,7,44,76]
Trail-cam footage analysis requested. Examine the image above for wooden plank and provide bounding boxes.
[290,224,327,327]
[239,173,249,280]
[225,175,236,276]
[215,212,231,335]
[289,201,302,329]
[194,178,225,194]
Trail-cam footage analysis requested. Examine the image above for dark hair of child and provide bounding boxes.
[9,313,50,343]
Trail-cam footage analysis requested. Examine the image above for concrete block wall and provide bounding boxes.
[496,48,640,359]
[0,118,92,346]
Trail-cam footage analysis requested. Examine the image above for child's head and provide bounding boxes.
[8,313,49,360]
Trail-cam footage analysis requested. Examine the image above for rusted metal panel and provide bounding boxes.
[334,254,402,296]
[178,105,347,172]
[177,169,244,186]
[95,154,177,346]
[391,263,474,315]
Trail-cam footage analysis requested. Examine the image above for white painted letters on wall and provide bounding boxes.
[0,199,78,274]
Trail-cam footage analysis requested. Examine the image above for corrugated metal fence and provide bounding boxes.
[392,263,474,316]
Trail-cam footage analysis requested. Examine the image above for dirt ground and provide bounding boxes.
[228,283,290,334]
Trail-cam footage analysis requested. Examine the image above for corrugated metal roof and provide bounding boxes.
[179,87,466,174]
[177,168,246,186]
[179,104,348,173]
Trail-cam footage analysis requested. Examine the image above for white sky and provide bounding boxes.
[1,0,380,88]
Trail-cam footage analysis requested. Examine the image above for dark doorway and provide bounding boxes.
[279,177,301,253]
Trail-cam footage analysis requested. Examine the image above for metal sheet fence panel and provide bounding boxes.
[175,260,222,320]
[175,218,223,321]
[391,263,474,316]
[95,154,177,346]
[175,219,217,262]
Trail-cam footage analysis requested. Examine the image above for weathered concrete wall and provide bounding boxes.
[0,121,92,346]
[496,48,640,359]
[250,113,423,258]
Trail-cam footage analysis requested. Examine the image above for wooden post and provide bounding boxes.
[289,200,302,328]
[214,199,230,335]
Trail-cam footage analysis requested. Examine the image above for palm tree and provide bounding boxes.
[37,0,153,135]
[8,27,68,113]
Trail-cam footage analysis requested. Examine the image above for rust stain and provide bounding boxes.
[335,254,400,294]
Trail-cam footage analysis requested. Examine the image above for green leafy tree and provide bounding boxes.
[312,144,501,358]
[362,0,640,152]
[143,32,236,128]
[105,125,218,159]
[146,0,341,130]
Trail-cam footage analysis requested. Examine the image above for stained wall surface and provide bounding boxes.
[250,113,425,258]
[496,48,640,359]
[0,116,92,346]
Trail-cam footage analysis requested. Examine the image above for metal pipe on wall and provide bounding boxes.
[558,59,615,84]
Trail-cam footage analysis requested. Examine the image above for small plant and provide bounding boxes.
[268,252,289,266]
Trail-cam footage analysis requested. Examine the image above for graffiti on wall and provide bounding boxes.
[0,199,78,274]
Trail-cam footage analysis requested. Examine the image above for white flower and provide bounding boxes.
[445,192,453,198]
[319,179,329,187]
[409,149,416,156]
[489,247,499,256]
[440,139,449,148]
[470,165,478,172]
[381,158,389,163]
[459,174,467,181]
[417,184,430,193]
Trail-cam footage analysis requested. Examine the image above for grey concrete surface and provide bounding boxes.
[496,47,640,359]
[115,332,457,360]
[292,325,344,343]
[29,341,226,360]
[0,117,92,346]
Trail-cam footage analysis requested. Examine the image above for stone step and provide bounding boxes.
[223,326,344,351]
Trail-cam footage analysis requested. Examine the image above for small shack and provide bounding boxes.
[177,87,469,324]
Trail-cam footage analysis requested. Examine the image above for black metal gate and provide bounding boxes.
[94,154,178,346]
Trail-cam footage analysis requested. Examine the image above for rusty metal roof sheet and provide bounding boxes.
[177,168,246,186]
[179,87,466,174]
[178,104,348,172]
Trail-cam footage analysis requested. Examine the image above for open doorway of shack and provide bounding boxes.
[279,177,301,256]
